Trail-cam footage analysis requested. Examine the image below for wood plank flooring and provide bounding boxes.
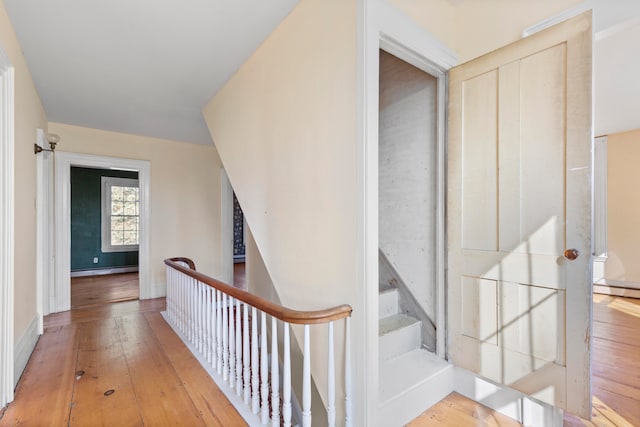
[71,272,139,309]
[412,295,640,426]
[2,293,638,426]
[0,298,246,426]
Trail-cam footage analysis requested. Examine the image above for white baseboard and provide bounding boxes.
[13,316,40,387]
[70,266,138,278]
[595,279,640,291]
[454,367,563,427]
[594,284,640,299]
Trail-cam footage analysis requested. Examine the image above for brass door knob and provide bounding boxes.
[564,248,579,261]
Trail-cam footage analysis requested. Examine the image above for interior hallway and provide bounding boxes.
[1,293,638,426]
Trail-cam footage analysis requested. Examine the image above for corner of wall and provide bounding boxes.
[13,315,39,387]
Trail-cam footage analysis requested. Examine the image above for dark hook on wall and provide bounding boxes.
[34,133,60,154]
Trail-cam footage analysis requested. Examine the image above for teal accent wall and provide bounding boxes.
[71,167,139,271]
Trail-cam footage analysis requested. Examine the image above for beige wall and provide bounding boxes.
[455,0,582,63]
[0,3,48,342]
[203,0,357,416]
[48,123,224,293]
[389,0,582,63]
[605,129,640,284]
[389,0,457,49]
[203,0,358,312]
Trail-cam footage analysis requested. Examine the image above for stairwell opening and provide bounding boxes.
[378,50,451,413]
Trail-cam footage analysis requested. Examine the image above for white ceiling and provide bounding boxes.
[4,0,640,144]
[4,0,299,145]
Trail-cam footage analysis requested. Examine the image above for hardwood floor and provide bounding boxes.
[0,298,246,426]
[2,293,638,426]
[233,262,246,289]
[71,272,139,309]
[563,294,640,426]
[411,295,640,426]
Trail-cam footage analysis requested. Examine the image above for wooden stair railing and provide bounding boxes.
[164,257,353,427]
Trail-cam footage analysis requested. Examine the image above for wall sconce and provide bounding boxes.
[34,133,60,154]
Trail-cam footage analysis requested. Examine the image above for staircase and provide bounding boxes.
[377,286,454,426]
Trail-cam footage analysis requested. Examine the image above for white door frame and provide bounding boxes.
[220,168,234,285]
[52,152,151,312]
[360,0,457,422]
[0,46,15,407]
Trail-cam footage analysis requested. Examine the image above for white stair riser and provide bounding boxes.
[377,364,454,427]
[379,290,399,319]
[379,322,421,361]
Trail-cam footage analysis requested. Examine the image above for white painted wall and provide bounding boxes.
[378,50,438,323]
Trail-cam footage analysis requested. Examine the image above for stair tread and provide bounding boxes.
[379,349,451,403]
[379,313,419,336]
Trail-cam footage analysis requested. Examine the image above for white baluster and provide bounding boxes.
[188,278,193,342]
[222,293,228,381]
[271,318,280,427]
[327,321,335,427]
[243,303,250,405]
[206,286,212,365]
[216,290,222,375]
[200,283,205,355]
[197,282,203,354]
[302,324,311,427]
[235,300,242,395]
[345,316,352,427]
[251,307,259,414]
[282,322,292,427]
[260,312,269,424]
[229,296,236,389]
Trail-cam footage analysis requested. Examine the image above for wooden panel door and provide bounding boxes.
[447,12,592,418]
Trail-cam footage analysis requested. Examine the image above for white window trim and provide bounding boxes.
[101,176,140,253]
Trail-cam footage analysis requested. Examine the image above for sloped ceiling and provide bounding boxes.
[4,0,640,143]
[4,0,299,145]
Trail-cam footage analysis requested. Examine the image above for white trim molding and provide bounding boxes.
[220,168,234,285]
[522,1,594,37]
[53,152,151,312]
[13,316,39,388]
[0,46,15,408]
[70,266,139,278]
[593,136,608,260]
[36,128,54,328]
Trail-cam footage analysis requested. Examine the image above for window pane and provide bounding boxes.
[111,186,124,201]
[123,216,138,231]
[123,201,137,215]
[123,187,138,202]
[111,216,124,231]
[111,230,124,245]
[111,201,124,215]
[123,231,138,245]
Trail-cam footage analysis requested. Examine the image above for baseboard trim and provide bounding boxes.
[600,279,640,290]
[454,367,563,427]
[70,266,138,278]
[13,316,40,387]
[594,284,640,299]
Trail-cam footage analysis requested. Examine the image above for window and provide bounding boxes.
[101,176,139,252]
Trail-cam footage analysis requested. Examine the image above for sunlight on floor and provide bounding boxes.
[606,297,640,319]
[591,395,634,427]
[593,293,609,304]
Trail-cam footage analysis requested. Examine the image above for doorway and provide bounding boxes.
[69,166,140,309]
[378,49,439,352]
[43,152,151,314]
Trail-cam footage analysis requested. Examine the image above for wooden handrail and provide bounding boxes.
[164,258,352,325]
